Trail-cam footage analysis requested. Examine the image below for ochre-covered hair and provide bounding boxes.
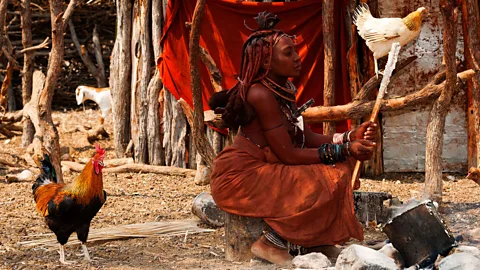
[210,12,288,129]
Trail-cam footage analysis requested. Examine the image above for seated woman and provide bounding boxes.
[209,11,378,266]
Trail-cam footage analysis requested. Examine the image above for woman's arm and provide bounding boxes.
[304,119,378,148]
[303,123,333,148]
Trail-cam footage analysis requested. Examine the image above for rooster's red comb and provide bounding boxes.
[95,144,105,156]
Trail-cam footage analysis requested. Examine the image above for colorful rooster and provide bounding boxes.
[32,145,106,264]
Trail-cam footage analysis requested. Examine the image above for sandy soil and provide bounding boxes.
[0,109,479,270]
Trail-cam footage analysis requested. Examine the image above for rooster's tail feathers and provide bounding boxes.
[32,154,57,194]
[353,3,372,26]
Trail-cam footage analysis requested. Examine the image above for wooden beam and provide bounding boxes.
[302,69,474,123]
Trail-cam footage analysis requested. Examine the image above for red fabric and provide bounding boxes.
[158,0,351,133]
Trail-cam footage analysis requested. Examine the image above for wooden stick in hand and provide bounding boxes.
[351,42,402,189]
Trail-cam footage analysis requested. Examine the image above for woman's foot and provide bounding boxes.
[306,245,341,260]
[251,235,292,267]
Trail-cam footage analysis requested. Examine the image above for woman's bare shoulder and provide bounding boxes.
[246,83,277,107]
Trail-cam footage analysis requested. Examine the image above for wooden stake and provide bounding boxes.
[322,0,336,135]
[189,0,215,169]
[351,42,401,188]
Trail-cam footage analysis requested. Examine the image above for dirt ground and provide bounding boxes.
[0,109,479,270]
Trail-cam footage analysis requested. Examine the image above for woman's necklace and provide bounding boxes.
[260,77,296,102]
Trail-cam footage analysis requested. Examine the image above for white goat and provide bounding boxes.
[75,85,112,125]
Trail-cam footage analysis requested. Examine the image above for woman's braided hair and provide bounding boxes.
[209,11,288,129]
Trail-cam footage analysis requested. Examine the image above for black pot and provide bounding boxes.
[382,200,457,268]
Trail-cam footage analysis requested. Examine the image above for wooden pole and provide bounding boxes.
[20,0,35,148]
[189,0,215,168]
[322,0,336,135]
[424,0,457,202]
[351,42,401,188]
[461,0,480,168]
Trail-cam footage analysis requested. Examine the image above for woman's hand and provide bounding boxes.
[347,140,376,161]
[350,121,377,142]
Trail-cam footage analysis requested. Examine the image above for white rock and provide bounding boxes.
[446,175,456,181]
[452,246,480,259]
[293,252,332,269]
[335,244,398,270]
[379,243,404,269]
[438,252,480,270]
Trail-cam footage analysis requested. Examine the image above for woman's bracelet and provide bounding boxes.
[318,143,347,164]
[333,130,353,144]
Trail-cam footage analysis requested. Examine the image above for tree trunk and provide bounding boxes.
[22,0,77,183]
[163,90,187,167]
[322,0,336,135]
[20,0,35,148]
[189,0,215,168]
[461,0,476,169]
[424,0,457,202]
[146,0,164,165]
[110,0,132,158]
[131,0,151,164]
[461,0,480,168]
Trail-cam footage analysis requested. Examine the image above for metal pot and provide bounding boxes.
[382,200,457,268]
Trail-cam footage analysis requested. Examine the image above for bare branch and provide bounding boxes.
[18,37,50,54]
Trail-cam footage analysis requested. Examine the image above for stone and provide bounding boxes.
[438,252,480,270]
[379,243,404,269]
[451,246,480,259]
[292,252,332,269]
[335,244,398,270]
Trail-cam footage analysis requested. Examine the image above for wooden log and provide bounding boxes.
[110,0,132,158]
[86,125,109,144]
[424,0,457,202]
[322,0,336,135]
[77,157,134,167]
[224,213,266,262]
[61,161,196,177]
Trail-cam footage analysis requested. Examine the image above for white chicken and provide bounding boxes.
[353,4,427,76]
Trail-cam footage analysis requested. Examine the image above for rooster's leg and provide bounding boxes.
[374,58,384,78]
[82,243,92,262]
[58,244,74,264]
